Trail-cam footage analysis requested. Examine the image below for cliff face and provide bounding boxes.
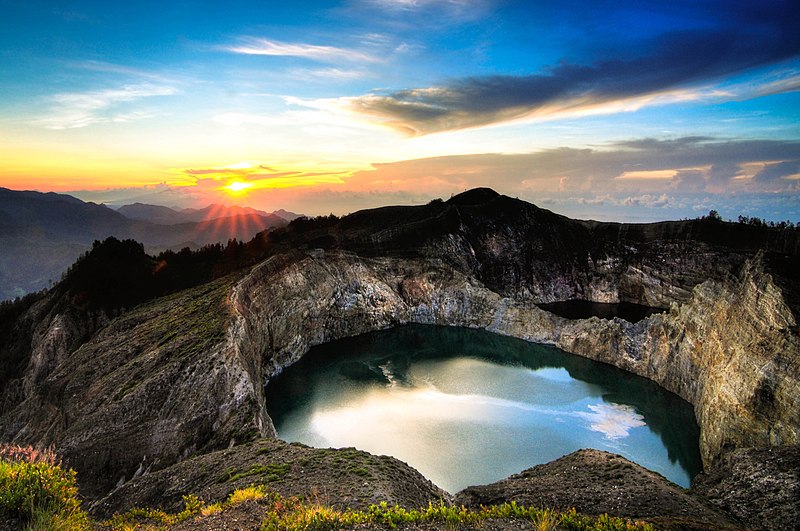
[554,255,799,464]
[229,248,798,467]
[1,189,798,499]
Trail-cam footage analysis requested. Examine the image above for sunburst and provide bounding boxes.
[224,181,254,194]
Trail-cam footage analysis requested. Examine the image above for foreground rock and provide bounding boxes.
[94,445,745,530]
[91,438,448,519]
[455,449,736,530]
[692,445,800,529]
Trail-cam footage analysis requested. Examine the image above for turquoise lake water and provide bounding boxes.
[266,325,702,493]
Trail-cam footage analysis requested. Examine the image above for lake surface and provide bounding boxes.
[537,300,666,322]
[266,325,702,493]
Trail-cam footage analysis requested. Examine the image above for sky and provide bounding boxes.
[0,0,798,221]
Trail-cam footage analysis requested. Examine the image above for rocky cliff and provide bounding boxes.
[229,247,797,467]
[1,188,798,508]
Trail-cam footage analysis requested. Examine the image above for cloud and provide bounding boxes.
[751,72,800,98]
[340,4,800,135]
[351,0,491,22]
[621,194,673,208]
[67,136,800,223]
[70,60,173,82]
[364,0,471,9]
[176,162,349,193]
[578,403,645,439]
[287,67,368,81]
[344,137,800,195]
[39,84,177,129]
[752,159,800,183]
[225,37,376,63]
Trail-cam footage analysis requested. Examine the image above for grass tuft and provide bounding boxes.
[229,485,267,505]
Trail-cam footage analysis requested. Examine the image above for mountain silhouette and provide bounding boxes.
[0,188,289,300]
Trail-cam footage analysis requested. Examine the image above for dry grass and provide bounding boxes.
[228,485,267,505]
[0,444,61,467]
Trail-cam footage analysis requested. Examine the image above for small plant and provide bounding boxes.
[106,493,205,528]
[200,502,224,516]
[533,507,560,531]
[229,485,267,504]
[0,444,61,467]
[0,445,88,530]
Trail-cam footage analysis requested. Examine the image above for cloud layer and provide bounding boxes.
[39,84,177,130]
[347,137,800,194]
[225,37,376,63]
[345,3,800,135]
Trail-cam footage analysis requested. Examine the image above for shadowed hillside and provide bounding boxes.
[0,188,289,301]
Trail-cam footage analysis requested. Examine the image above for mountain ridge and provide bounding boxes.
[0,188,290,301]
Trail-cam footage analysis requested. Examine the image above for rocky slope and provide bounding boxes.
[91,438,447,519]
[455,449,736,529]
[91,445,734,530]
[691,444,800,528]
[1,188,798,526]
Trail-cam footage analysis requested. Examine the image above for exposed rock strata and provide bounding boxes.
[691,445,800,529]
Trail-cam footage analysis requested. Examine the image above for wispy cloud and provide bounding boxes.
[351,0,491,22]
[69,60,172,81]
[751,72,800,98]
[287,67,369,81]
[38,84,177,129]
[225,37,377,63]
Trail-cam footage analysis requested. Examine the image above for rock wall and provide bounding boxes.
[554,255,799,465]
[231,249,799,467]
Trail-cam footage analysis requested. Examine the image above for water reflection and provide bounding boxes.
[266,325,702,492]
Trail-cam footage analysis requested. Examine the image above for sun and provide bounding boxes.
[224,181,254,194]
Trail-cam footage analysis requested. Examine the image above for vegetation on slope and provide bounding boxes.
[0,444,89,530]
[1,445,658,531]
[105,485,656,531]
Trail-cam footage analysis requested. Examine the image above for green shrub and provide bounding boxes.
[0,445,88,530]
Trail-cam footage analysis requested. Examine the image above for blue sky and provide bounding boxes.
[0,0,798,221]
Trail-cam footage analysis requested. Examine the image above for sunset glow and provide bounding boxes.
[225,181,254,194]
[0,1,797,220]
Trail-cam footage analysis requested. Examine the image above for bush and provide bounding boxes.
[0,445,88,529]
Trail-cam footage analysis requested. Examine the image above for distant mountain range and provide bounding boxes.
[116,202,302,225]
[0,188,296,301]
